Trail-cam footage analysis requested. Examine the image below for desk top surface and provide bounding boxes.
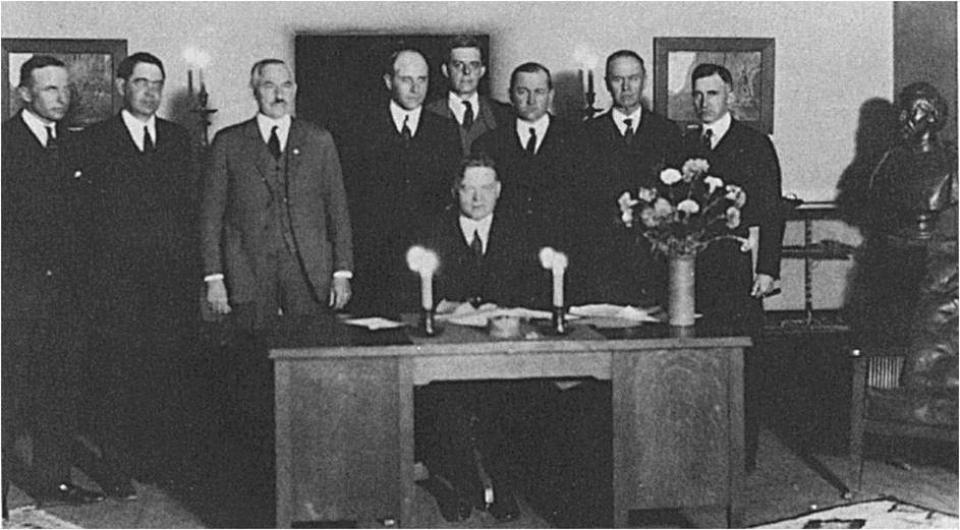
[268,314,751,360]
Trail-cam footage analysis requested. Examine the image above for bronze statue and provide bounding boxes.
[857,82,957,411]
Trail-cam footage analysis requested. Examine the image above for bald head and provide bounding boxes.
[383,49,429,110]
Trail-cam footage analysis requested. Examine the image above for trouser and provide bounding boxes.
[3,314,82,494]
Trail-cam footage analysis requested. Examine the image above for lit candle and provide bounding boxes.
[407,246,439,310]
[187,69,194,97]
[539,247,568,308]
[579,69,585,94]
[587,70,594,94]
[198,68,205,92]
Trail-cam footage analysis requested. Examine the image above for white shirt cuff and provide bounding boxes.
[333,270,353,279]
[204,273,224,283]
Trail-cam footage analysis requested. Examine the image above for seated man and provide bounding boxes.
[410,154,542,522]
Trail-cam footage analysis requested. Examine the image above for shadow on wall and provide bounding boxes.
[834,97,898,229]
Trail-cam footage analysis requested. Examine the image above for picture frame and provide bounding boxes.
[2,38,127,130]
[653,37,775,134]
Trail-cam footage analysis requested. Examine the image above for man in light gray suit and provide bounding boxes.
[425,35,512,154]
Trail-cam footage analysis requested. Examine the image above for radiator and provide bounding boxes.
[867,356,905,389]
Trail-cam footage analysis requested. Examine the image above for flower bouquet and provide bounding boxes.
[617,159,748,326]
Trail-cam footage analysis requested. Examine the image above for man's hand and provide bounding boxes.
[207,278,231,314]
[750,273,776,299]
[329,277,351,310]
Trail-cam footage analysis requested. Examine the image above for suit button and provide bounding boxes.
[45,269,53,277]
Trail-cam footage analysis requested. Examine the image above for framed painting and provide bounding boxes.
[654,37,775,134]
[2,38,127,130]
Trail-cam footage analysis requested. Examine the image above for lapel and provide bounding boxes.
[247,118,280,194]
[476,96,498,131]
[285,118,305,178]
[710,118,740,159]
[110,113,142,155]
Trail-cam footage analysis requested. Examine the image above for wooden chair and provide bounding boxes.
[849,345,958,492]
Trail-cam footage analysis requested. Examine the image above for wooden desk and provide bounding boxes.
[270,317,749,528]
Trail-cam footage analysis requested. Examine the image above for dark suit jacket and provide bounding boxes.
[80,113,197,277]
[337,102,461,313]
[579,109,684,304]
[2,113,85,317]
[682,117,784,330]
[407,209,543,311]
[471,116,583,249]
[472,116,587,302]
[425,94,514,155]
[201,117,353,306]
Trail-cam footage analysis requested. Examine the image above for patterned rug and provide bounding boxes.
[2,507,81,529]
[757,497,959,529]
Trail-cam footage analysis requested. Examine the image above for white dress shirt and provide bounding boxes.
[389,100,422,137]
[515,114,550,154]
[121,109,157,152]
[256,112,292,152]
[459,213,494,255]
[611,107,642,136]
[701,111,732,150]
[447,92,480,126]
[21,108,57,147]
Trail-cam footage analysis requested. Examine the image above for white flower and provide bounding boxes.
[653,197,674,216]
[621,209,635,226]
[617,191,639,212]
[640,207,658,227]
[677,199,700,215]
[682,158,710,182]
[725,184,747,208]
[659,168,683,185]
[637,187,657,202]
[725,206,741,229]
[704,176,724,193]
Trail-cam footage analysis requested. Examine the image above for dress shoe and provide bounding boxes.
[103,478,138,500]
[37,482,105,506]
[487,490,520,522]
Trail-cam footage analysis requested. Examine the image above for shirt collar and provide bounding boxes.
[121,109,157,151]
[611,107,643,134]
[256,112,292,147]
[702,111,732,146]
[389,100,422,136]
[21,108,56,146]
[447,91,480,124]
[515,113,550,152]
[459,213,494,252]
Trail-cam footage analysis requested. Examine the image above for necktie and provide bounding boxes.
[45,126,58,150]
[470,229,483,258]
[400,115,412,144]
[701,128,713,152]
[268,125,282,160]
[525,127,537,154]
[143,126,155,153]
[623,118,635,145]
[462,101,474,130]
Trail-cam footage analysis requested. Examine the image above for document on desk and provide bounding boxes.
[342,317,406,330]
[569,304,662,328]
[437,306,571,328]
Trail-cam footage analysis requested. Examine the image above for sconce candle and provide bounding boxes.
[587,70,594,95]
[188,69,194,97]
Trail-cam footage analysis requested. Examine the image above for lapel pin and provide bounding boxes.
[73,170,83,179]
[292,148,300,156]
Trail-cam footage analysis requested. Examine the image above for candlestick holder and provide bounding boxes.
[413,307,441,337]
[550,306,568,335]
[190,84,218,149]
[582,89,601,122]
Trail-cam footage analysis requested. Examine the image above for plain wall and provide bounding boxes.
[3,1,896,202]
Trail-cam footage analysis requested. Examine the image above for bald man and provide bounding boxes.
[338,48,461,314]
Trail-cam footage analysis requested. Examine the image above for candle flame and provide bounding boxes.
[406,245,439,275]
[539,247,568,271]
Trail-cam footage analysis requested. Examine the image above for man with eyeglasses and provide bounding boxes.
[426,35,512,155]
[79,51,197,496]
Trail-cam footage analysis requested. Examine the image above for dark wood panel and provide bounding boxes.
[288,357,402,523]
[613,348,732,513]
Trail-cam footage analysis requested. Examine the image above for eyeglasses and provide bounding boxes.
[450,61,483,74]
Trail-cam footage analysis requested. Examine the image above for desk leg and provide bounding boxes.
[398,358,415,527]
[728,347,745,528]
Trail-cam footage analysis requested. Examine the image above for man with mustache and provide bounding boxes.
[201,61,352,516]
[80,51,197,497]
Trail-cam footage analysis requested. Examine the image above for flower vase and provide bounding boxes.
[668,254,696,327]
